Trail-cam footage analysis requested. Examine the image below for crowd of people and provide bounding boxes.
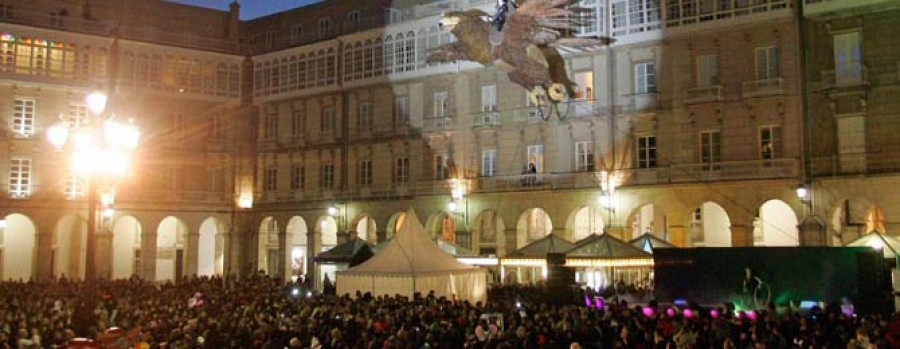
[1,275,899,348]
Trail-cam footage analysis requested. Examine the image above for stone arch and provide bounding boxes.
[111,215,142,279]
[1,213,37,280]
[425,211,455,243]
[627,204,668,240]
[830,198,883,245]
[286,216,309,280]
[257,216,280,276]
[516,208,553,248]
[51,214,88,280]
[472,210,505,255]
[315,216,338,250]
[687,202,732,247]
[198,217,225,277]
[351,214,378,243]
[156,216,189,282]
[753,199,800,246]
[565,206,605,242]
[386,211,407,240]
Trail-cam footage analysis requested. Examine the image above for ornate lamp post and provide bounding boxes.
[47,92,140,280]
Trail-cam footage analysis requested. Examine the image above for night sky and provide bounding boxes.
[167,0,322,20]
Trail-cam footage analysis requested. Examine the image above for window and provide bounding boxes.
[481,149,497,177]
[526,92,541,120]
[265,32,276,50]
[394,96,409,125]
[833,31,861,85]
[526,145,544,173]
[12,97,35,137]
[385,8,403,24]
[8,157,31,198]
[210,116,226,140]
[291,109,306,137]
[321,163,334,189]
[357,101,373,130]
[318,17,332,37]
[347,11,360,27]
[634,62,656,94]
[359,160,372,186]
[481,85,497,112]
[291,165,305,190]
[321,107,334,132]
[575,0,602,36]
[755,46,779,80]
[291,25,304,44]
[264,167,277,192]
[576,141,595,172]
[264,115,278,140]
[394,157,409,183]
[65,173,84,198]
[695,54,719,86]
[637,135,657,168]
[700,131,721,166]
[611,0,661,37]
[435,153,450,179]
[434,91,448,118]
[0,3,12,19]
[573,71,594,100]
[67,103,87,129]
[760,126,782,160]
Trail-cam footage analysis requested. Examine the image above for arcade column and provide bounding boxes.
[730,225,753,247]
[141,231,157,281]
[95,228,113,279]
[185,231,200,277]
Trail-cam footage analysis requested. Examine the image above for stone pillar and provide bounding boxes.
[35,230,54,281]
[141,231,157,281]
[185,232,200,277]
[798,216,827,246]
[309,229,321,290]
[277,231,287,282]
[668,225,686,247]
[730,225,752,247]
[95,228,113,279]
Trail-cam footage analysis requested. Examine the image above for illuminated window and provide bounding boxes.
[12,97,35,137]
[8,157,31,198]
[573,71,594,100]
[760,126,782,160]
[527,145,544,173]
[435,153,449,180]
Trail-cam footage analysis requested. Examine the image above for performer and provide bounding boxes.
[492,0,517,32]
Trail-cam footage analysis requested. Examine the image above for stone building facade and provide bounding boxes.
[0,0,897,284]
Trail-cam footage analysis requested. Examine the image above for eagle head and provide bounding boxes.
[438,13,463,32]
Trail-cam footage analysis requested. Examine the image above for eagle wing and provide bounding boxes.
[509,0,613,49]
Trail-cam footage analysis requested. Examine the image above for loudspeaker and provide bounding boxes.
[546,253,566,266]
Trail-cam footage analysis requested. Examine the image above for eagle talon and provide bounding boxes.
[548,83,566,102]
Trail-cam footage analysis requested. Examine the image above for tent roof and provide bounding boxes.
[510,233,575,257]
[371,237,479,257]
[315,237,373,264]
[629,232,675,254]
[342,209,476,274]
[845,233,900,259]
[565,233,652,258]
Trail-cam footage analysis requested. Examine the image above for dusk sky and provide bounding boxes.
[167,0,322,20]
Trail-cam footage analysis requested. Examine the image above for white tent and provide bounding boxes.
[336,209,488,303]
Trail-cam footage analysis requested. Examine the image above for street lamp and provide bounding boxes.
[46,91,140,281]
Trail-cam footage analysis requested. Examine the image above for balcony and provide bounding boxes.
[423,116,454,133]
[803,0,897,17]
[820,66,868,90]
[473,112,500,128]
[668,158,799,183]
[685,85,724,103]
[812,151,900,176]
[742,78,785,98]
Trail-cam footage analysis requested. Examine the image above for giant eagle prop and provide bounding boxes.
[427,0,612,119]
